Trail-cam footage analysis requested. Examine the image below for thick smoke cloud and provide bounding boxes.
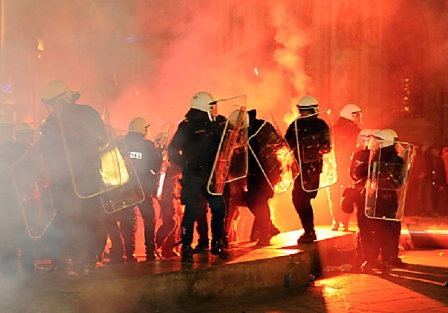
[3,1,315,135]
[112,1,308,133]
[3,1,448,137]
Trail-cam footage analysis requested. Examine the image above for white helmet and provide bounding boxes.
[191,92,216,113]
[374,129,398,148]
[41,80,80,105]
[357,128,373,140]
[340,104,362,122]
[356,129,375,149]
[297,96,318,114]
[129,117,148,135]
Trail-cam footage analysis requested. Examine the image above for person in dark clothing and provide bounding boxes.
[406,143,432,216]
[224,178,247,244]
[245,109,281,246]
[348,129,376,269]
[155,162,183,258]
[95,124,127,265]
[39,80,108,276]
[194,204,212,252]
[0,117,36,276]
[285,96,332,244]
[154,132,183,259]
[119,117,160,262]
[168,91,231,262]
[360,129,406,273]
[328,104,362,231]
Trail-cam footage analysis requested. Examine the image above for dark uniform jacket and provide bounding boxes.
[285,115,331,190]
[123,132,160,195]
[40,102,108,196]
[168,109,226,180]
[370,145,405,218]
[333,117,361,184]
[350,149,370,185]
[247,109,279,195]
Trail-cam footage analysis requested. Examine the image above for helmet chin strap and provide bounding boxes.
[43,102,53,114]
[208,103,217,121]
[207,111,216,122]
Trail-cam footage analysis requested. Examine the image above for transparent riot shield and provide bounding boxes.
[294,109,336,192]
[11,145,56,239]
[53,84,114,199]
[364,140,416,221]
[227,108,248,183]
[207,96,248,195]
[248,115,299,194]
[156,123,175,200]
[99,127,145,214]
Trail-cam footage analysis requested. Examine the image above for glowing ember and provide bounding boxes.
[273,146,299,194]
[320,149,337,188]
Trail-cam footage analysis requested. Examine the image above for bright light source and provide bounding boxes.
[37,38,44,51]
[254,68,259,75]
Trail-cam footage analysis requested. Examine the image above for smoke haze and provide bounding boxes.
[0,1,447,281]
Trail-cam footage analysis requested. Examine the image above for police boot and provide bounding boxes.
[126,253,137,264]
[297,231,317,244]
[270,224,281,237]
[331,219,339,231]
[193,241,210,254]
[256,231,272,247]
[146,246,157,261]
[211,241,231,260]
[222,235,229,249]
[181,245,194,263]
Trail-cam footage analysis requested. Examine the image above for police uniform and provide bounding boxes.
[0,124,36,276]
[40,99,108,275]
[285,114,331,243]
[329,116,361,230]
[245,109,279,245]
[350,145,372,268]
[155,161,182,258]
[168,108,230,262]
[370,145,404,269]
[121,130,160,261]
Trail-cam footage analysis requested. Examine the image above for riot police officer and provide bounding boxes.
[120,118,160,262]
[245,109,281,246]
[285,96,332,244]
[329,104,362,231]
[0,116,36,276]
[40,80,108,276]
[168,92,231,262]
[348,129,376,269]
[360,129,406,272]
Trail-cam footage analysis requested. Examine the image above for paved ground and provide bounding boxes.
[174,249,448,313]
[1,222,446,313]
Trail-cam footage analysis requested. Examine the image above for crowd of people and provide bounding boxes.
[1,80,447,278]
